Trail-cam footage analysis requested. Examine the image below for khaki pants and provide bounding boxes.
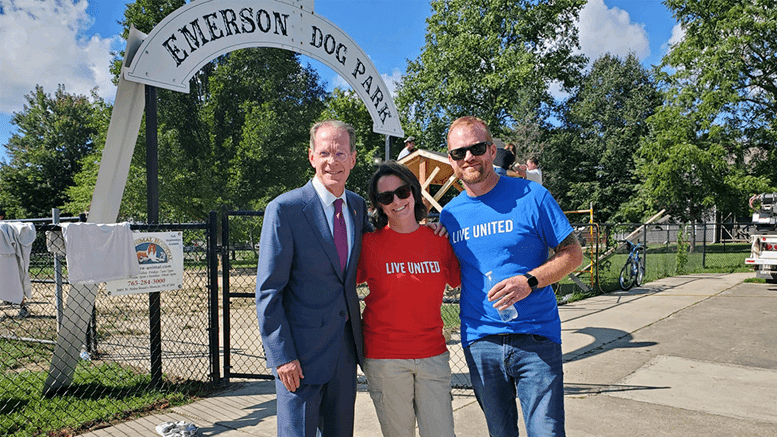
[363,351,455,437]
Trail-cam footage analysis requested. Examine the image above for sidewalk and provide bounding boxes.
[81,272,777,436]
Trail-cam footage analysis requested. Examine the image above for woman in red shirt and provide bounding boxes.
[357,161,461,437]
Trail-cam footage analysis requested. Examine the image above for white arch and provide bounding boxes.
[124,0,403,136]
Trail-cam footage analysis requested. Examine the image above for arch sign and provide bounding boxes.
[128,0,402,135]
[44,0,403,392]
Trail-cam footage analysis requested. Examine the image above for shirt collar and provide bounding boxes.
[312,176,347,207]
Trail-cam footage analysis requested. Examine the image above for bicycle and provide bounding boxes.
[619,240,646,290]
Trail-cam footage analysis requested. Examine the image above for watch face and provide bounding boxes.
[525,274,538,288]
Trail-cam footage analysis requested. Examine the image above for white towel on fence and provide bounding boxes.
[61,222,140,284]
[0,222,37,304]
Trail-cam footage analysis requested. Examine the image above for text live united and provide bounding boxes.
[160,5,394,123]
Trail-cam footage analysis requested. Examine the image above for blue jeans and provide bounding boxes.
[464,334,565,437]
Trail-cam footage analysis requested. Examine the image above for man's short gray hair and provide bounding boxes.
[310,120,357,152]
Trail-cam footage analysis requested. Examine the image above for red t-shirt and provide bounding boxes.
[357,225,461,359]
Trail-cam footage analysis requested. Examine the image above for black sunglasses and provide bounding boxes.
[448,141,491,161]
[377,185,412,205]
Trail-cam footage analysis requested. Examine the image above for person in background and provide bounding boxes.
[397,136,416,160]
[513,156,543,185]
[440,116,582,437]
[255,119,369,437]
[493,143,515,176]
[358,161,460,437]
[504,143,516,157]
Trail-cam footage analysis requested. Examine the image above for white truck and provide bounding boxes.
[745,193,777,283]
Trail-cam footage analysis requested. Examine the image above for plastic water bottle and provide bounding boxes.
[486,271,517,322]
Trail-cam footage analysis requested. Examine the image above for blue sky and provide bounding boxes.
[0,0,681,163]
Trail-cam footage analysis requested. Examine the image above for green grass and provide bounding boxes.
[554,242,752,304]
[441,303,460,327]
[0,341,215,437]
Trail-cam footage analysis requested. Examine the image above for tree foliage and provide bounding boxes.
[396,0,587,150]
[640,0,777,221]
[546,53,661,222]
[0,85,108,218]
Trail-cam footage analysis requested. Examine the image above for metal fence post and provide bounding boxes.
[702,222,707,268]
[146,84,163,387]
[208,210,221,383]
[221,205,231,383]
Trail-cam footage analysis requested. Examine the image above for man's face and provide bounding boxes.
[407,141,415,150]
[308,124,356,196]
[447,126,496,185]
[526,160,537,170]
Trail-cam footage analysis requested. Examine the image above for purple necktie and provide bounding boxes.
[334,198,347,272]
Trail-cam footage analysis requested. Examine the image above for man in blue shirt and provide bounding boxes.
[440,116,582,437]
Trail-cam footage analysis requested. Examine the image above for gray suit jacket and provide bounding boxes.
[255,180,368,384]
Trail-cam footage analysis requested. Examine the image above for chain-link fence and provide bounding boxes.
[6,212,749,435]
[561,222,752,295]
[220,211,473,392]
[220,210,270,382]
[1,215,217,436]
[220,212,753,393]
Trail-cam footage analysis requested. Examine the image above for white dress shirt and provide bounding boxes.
[312,177,354,260]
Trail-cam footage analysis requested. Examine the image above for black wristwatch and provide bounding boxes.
[523,273,539,290]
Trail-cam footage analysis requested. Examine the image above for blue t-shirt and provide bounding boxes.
[440,176,573,346]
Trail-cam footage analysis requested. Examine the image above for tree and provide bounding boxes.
[642,0,777,221]
[0,85,108,218]
[545,54,662,222]
[396,0,587,151]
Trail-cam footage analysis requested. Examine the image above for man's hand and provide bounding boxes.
[487,275,533,311]
[277,359,304,392]
[425,221,448,237]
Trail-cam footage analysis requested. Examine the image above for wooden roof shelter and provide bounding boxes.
[397,149,464,213]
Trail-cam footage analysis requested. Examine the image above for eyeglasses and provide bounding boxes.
[314,150,351,161]
[448,141,491,161]
[377,185,412,205]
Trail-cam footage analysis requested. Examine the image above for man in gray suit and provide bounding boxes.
[256,120,369,437]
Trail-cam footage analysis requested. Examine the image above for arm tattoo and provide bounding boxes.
[554,233,577,252]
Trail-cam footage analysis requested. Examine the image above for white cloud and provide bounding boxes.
[380,68,403,97]
[0,0,120,114]
[547,80,571,102]
[330,74,350,90]
[666,23,685,49]
[577,0,650,64]
[329,67,403,98]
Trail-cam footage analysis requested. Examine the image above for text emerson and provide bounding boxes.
[159,6,393,123]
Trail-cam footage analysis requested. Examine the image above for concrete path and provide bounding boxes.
[80,273,777,436]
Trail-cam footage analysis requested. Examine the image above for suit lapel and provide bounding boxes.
[301,181,345,280]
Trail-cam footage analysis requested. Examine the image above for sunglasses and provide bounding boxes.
[377,185,412,205]
[448,141,491,161]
